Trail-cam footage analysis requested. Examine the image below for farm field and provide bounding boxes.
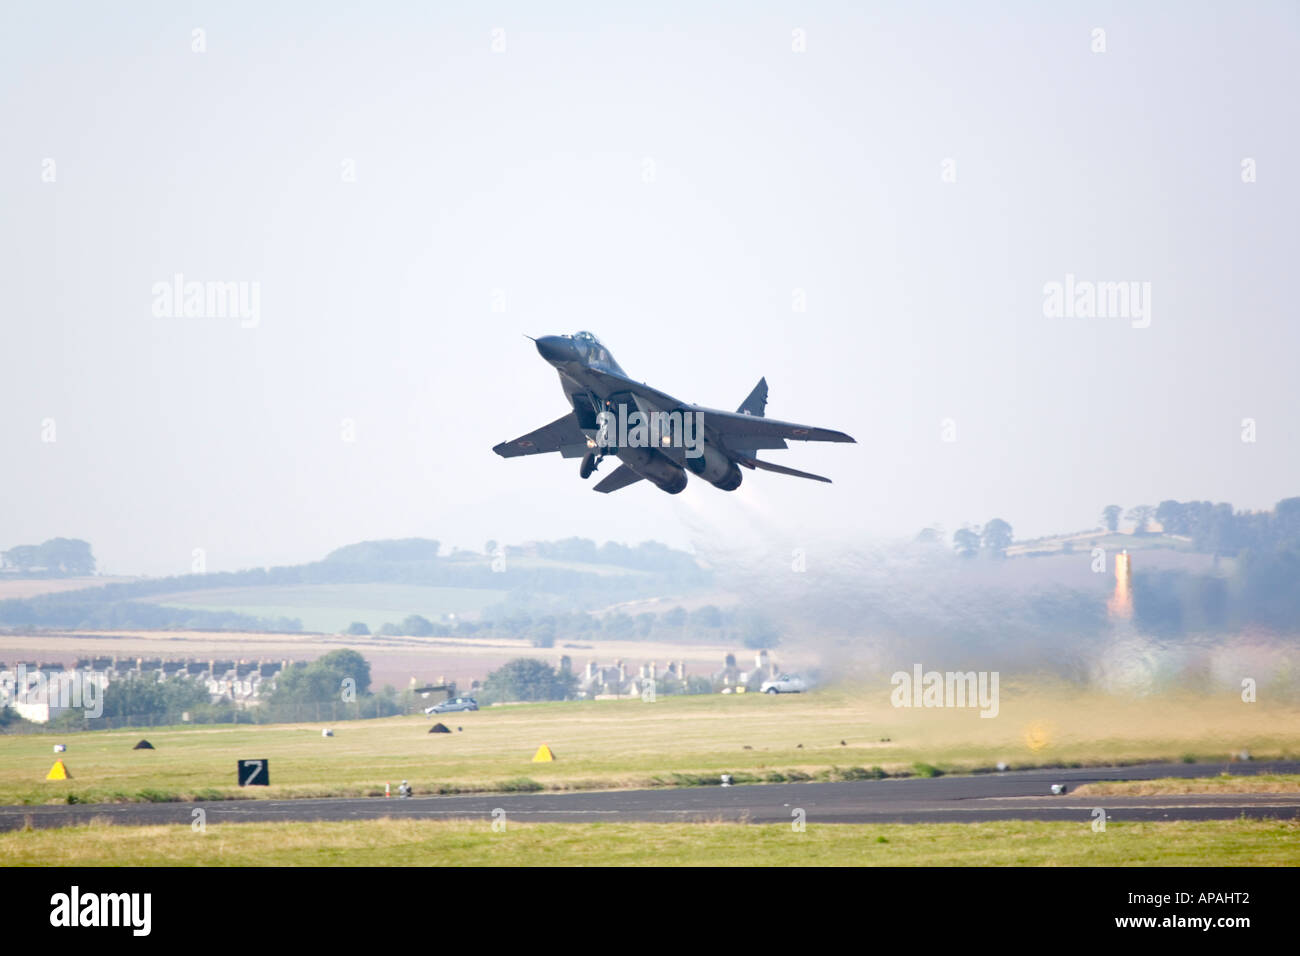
[155,583,510,633]
[0,577,138,600]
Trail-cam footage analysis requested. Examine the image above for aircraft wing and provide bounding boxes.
[700,407,855,445]
[492,412,592,459]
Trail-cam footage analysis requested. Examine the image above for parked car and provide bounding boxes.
[760,674,809,694]
[425,696,479,714]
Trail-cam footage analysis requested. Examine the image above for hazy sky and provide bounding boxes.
[2,2,1297,576]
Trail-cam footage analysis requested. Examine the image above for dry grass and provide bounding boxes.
[0,577,136,600]
[1074,774,1300,797]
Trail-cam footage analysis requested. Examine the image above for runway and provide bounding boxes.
[3,761,1297,831]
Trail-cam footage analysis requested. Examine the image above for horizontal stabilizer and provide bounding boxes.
[593,464,644,493]
[736,455,831,483]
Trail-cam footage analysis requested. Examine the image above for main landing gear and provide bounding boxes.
[580,450,604,479]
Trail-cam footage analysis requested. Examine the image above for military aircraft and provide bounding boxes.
[492,332,855,494]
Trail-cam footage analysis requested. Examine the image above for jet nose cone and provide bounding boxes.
[535,335,573,364]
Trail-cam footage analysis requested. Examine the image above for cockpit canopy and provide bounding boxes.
[571,331,623,374]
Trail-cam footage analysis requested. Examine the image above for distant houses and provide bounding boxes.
[575,649,780,698]
[0,656,299,723]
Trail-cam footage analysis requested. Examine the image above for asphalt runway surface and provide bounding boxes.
[3,761,1298,831]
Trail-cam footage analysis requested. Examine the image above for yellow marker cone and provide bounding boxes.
[46,759,71,780]
[531,744,555,762]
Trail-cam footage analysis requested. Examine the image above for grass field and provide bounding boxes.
[2,817,1296,866]
[1073,774,1300,796]
[2,682,1297,806]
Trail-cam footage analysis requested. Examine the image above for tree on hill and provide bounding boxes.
[0,545,39,570]
[37,538,95,575]
[689,605,723,629]
[1,538,94,575]
[739,608,779,650]
[1101,505,1122,532]
[981,519,1014,557]
[401,614,434,636]
[953,527,980,558]
[343,621,370,636]
[529,615,557,647]
[602,611,635,639]
[1126,504,1155,535]
[1275,497,1300,547]
[1155,500,1188,535]
[323,539,441,564]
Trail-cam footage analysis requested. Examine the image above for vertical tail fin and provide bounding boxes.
[737,377,768,417]
[733,377,768,460]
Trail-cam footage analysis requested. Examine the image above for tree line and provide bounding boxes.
[1099,498,1300,556]
[12,649,408,732]
[1126,497,1300,635]
[342,603,779,649]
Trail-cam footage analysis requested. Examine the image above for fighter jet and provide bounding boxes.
[492,332,855,494]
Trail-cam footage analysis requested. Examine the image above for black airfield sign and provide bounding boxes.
[238,759,269,786]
